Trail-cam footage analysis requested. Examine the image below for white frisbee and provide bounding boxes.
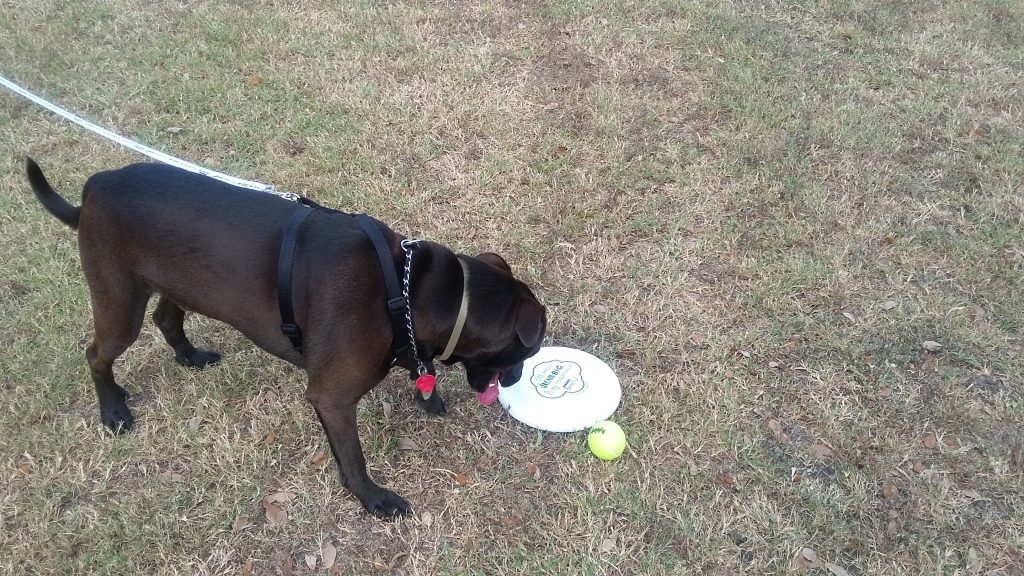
[498,346,621,433]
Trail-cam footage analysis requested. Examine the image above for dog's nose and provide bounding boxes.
[500,365,524,386]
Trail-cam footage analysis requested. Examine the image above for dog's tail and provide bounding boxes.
[26,157,80,229]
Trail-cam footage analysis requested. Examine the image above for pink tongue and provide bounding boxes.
[477,374,500,406]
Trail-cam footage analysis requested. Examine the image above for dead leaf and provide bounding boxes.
[922,432,938,449]
[912,460,925,474]
[381,400,393,420]
[388,552,408,569]
[372,556,388,571]
[768,361,780,369]
[245,73,262,87]
[262,390,278,406]
[165,126,183,134]
[961,488,984,500]
[263,492,296,505]
[842,312,857,323]
[526,462,540,480]
[883,481,899,500]
[501,515,525,528]
[689,332,706,346]
[264,502,286,525]
[882,300,898,310]
[311,451,329,467]
[233,516,252,531]
[322,542,337,569]
[158,471,183,482]
[876,387,891,399]
[943,434,959,450]
[768,419,791,445]
[738,349,752,359]
[398,437,420,451]
[966,547,983,573]
[724,369,734,379]
[812,443,834,461]
[795,547,824,569]
[421,510,434,527]
[825,562,851,576]
[969,122,990,139]
[600,536,616,552]
[189,414,203,432]
[886,518,899,537]
[263,430,277,444]
[15,463,31,477]
[240,559,253,576]
[304,553,316,569]
[280,556,295,576]
[454,472,470,486]
[922,341,943,352]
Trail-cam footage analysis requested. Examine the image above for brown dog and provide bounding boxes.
[26,158,545,518]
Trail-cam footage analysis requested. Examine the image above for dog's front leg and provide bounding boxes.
[414,387,447,415]
[306,376,411,519]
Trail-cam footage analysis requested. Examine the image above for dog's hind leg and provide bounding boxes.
[152,295,222,368]
[85,283,150,433]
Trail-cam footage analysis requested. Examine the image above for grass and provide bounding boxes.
[2,0,1023,574]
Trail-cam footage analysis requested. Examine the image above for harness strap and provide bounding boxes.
[276,207,415,365]
[277,205,316,353]
[353,214,412,361]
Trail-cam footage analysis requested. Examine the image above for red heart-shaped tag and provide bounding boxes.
[415,374,436,395]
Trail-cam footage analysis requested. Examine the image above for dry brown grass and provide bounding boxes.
[2,0,1023,574]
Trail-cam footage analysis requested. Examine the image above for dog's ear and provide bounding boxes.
[476,252,512,274]
[515,297,546,348]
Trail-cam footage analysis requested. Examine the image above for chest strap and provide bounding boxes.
[353,214,412,362]
[277,204,317,353]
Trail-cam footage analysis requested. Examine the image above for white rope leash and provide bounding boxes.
[0,73,297,200]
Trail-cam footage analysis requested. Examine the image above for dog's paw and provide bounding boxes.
[360,487,412,520]
[176,348,222,369]
[100,401,135,433]
[414,389,447,416]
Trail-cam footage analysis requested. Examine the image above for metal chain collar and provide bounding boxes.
[400,239,428,376]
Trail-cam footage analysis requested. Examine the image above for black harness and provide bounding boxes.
[275,201,413,366]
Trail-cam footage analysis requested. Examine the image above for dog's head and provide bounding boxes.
[444,252,546,392]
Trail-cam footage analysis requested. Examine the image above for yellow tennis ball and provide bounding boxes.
[587,420,626,461]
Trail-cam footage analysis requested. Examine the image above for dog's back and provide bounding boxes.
[27,159,316,361]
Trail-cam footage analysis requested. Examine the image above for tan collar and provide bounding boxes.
[437,258,470,361]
